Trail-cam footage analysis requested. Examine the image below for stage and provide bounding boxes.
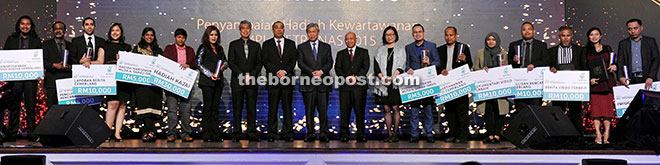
[1,139,659,165]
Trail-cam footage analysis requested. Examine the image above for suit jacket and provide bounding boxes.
[70,35,106,64]
[548,44,587,71]
[507,39,549,68]
[196,44,227,87]
[335,46,370,91]
[616,36,659,81]
[3,34,42,50]
[42,39,72,88]
[297,40,333,92]
[262,37,297,90]
[405,40,441,71]
[163,44,197,69]
[228,38,262,90]
[437,42,473,71]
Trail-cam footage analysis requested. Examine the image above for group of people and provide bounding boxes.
[1,15,657,145]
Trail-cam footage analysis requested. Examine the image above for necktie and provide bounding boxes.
[244,41,249,59]
[312,42,317,60]
[57,43,64,55]
[349,48,354,62]
[524,42,531,66]
[276,39,282,58]
[87,37,94,59]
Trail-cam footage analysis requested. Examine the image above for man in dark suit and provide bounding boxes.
[262,21,297,142]
[336,32,370,143]
[70,17,105,65]
[298,23,333,142]
[68,17,105,121]
[43,21,73,108]
[405,24,440,143]
[437,26,472,143]
[617,18,658,90]
[228,20,262,142]
[548,26,587,133]
[1,15,42,141]
[507,22,549,112]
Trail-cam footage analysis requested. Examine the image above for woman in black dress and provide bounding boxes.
[82,23,132,141]
[131,27,164,142]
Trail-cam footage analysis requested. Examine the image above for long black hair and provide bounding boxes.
[12,15,38,38]
[137,27,159,50]
[585,27,610,54]
[106,22,126,44]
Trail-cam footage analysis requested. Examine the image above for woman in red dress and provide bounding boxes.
[585,27,617,144]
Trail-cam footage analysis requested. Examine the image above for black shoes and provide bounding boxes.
[285,137,295,142]
[426,137,435,143]
[356,136,367,143]
[445,137,456,142]
[409,137,419,143]
[304,136,316,142]
[340,137,349,143]
[319,136,330,142]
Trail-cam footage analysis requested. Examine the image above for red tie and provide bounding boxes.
[276,40,282,58]
[349,48,354,62]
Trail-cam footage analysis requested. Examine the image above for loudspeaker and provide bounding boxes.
[1,155,46,165]
[611,90,660,149]
[582,158,627,165]
[33,104,111,147]
[502,105,581,149]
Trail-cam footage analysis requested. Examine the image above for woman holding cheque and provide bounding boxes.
[131,27,164,142]
[472,32,509,144]
[196,26,227,142]
[585,27,616,144]
[80,23,132,141]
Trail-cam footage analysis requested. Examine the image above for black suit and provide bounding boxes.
[70,35,105,64]
[507,39,549,112]
[262,37,297,139]
[548,44,587,133]
[335,46,369,138]
[616,36,659,84]
[297,40,333,138]
[437,42,472,140]
[43,38,72,107]
[507,39,549,68]
[2,34,42,138]
[196,44,227,141]
[227,38,262,139]
[68,35,105,119]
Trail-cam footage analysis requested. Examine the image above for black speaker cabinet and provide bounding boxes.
[1,155,46,165]
[33,104,111,147]
[502,105,581,149]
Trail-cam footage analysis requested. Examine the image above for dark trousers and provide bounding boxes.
[555,101,584,133]
[267,87,294,139]
[445,96,469,140]
[484,100,504,136]
[339,89,367,138]
[3,81,38,137]
[231,88,258,138]
[46,87,58,108]
[302,90,329,137]
[200,86,222,140]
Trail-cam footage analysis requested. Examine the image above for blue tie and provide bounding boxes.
[312,42,318,60]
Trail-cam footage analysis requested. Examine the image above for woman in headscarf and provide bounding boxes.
[473,32,509,143]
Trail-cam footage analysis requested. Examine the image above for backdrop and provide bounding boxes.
[3,0,651,138]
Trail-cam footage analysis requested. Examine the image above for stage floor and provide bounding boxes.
[0,139,656,155]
